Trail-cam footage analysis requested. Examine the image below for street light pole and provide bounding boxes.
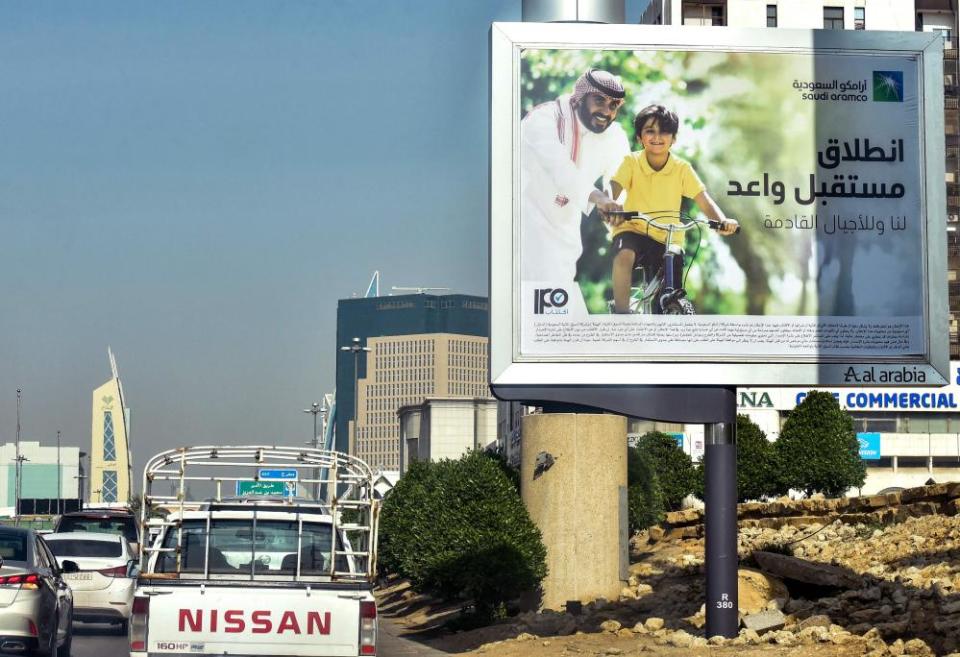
[15,389,21,526]
[56,430,61,516]
[303,402,325,499]
[77,451,88,507]
[340,337,371,458]
[304,402,321,448]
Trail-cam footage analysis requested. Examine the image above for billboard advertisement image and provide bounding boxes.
[490,23,948,387]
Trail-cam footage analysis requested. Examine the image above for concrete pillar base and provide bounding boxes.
[521,413,628,610]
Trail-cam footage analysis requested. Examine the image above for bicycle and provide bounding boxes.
[605,210,739,315]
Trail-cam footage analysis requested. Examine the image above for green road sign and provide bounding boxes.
[236,480,289,497]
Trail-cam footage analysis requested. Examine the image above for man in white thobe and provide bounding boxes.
[521,69,630,305]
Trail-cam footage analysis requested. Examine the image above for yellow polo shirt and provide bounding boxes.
[610,151,706,247]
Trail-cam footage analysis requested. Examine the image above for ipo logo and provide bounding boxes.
[534,288,569,314]
[872,71,903,102]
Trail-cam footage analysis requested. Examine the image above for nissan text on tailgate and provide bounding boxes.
[130,446,380,657]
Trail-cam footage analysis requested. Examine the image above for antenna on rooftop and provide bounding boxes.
[391,286,451,294]
[365,271,380,298]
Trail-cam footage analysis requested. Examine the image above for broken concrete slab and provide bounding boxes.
[741,609,786,634]
[753,551,863,589]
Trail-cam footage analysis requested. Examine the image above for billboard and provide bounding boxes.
[490,23,948,388]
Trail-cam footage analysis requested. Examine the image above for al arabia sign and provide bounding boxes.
[738,362,960,411]
[489,23,948,388]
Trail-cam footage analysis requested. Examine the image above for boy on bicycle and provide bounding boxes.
[607,104,738,314]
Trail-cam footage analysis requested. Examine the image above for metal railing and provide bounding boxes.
[139,445,380,583]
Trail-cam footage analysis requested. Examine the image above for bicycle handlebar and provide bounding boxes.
[706,219,742,234]
[607,211,741,234]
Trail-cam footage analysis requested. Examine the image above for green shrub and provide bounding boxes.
[687,417,781,503]
[377,460,436,578]
[692,459,705,501]
[486,450,521,493]
[736,414,783,502]
[378,451,547,615]
[627,445,664,531]
[634,432,698,510]
[774,390,866,497]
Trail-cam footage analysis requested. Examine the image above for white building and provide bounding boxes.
[397,397,498,474]
[0,441,81,515]
[642,0,955,38]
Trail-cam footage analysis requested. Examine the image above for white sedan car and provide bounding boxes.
[44,532,136,630]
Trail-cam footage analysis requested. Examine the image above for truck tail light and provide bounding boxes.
[130,596,149,651]
[358,600,377,656]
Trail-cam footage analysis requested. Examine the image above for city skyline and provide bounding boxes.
[0,0,523,475]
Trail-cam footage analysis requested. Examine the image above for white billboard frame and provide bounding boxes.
[490,22,949,388]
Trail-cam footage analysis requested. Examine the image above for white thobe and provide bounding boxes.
[520,94,630,287]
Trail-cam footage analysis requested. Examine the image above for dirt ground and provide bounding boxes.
[462,634,872,657]
[376,513,960,656]
[376,577,875,657]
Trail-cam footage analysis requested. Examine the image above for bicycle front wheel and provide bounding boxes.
[662,298,695,315]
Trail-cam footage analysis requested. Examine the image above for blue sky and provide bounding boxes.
[0,1,646,475]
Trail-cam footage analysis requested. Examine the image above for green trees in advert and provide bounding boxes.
[521,48,814,315]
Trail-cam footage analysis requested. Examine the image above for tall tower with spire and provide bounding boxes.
[89,348,133,504]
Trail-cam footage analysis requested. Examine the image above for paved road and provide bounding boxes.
[1,618,443,657]
[379,617,449,657]
[71,622,128,657]
[0,622,126,657]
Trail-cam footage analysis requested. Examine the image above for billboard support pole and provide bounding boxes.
[704,395,738,639]
[495,382,741,634]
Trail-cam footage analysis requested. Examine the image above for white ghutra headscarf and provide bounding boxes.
[570,68,625,106]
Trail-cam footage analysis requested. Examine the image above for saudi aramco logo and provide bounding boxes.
[873,71,903,102]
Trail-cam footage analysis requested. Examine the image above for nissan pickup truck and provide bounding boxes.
[129,446,380,657]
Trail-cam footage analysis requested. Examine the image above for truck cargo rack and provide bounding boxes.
[139,445,380,583]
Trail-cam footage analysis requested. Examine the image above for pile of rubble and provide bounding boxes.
[498,485,960,656]
[738,515,960,654]
[660,482,960,539]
